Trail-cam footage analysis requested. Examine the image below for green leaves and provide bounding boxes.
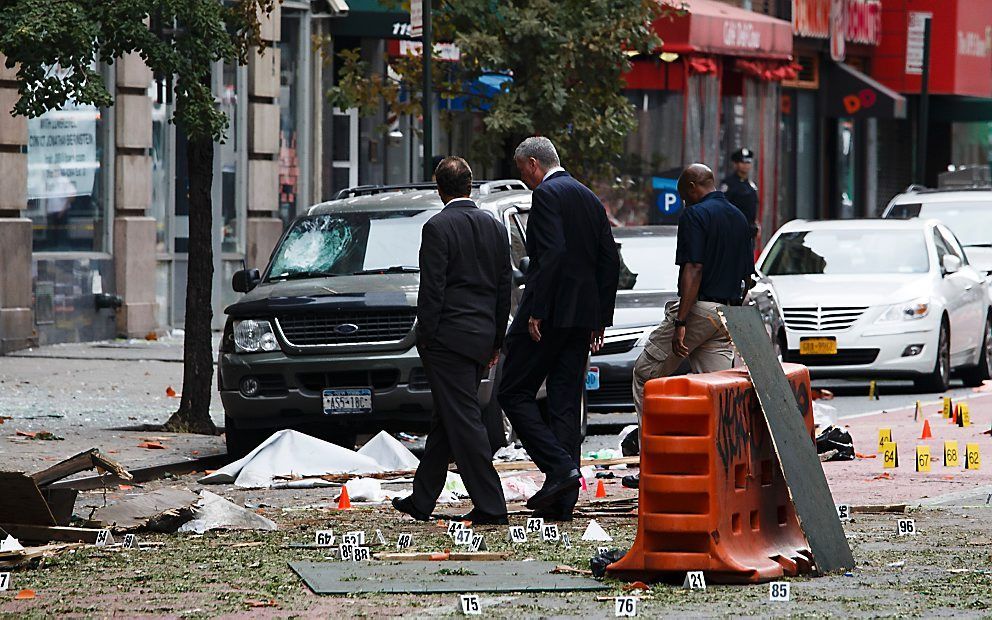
[0,0,276,142]
[329,0,663,182]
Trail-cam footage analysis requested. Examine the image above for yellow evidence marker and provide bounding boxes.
[878,428,892,451]
[943,397,952,419]
[915,446,931,472]
[882,442,899,468]
[944,440,960,467]
[965,443,981,470]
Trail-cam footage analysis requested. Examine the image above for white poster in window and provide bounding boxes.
[27,101,99,202]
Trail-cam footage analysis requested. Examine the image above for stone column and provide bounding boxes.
[0,55,34,353]
[113,52,158,337]
[245,4,285,271]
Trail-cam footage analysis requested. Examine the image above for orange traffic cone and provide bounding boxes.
[337,486,351,510]
[952,406,960,425]
[595,480,607,498]
[920,419,932,440]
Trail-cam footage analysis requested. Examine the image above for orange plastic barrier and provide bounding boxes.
[607,364,816,584]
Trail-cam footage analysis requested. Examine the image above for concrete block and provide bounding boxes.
[0,308,34,354]
[0,87,27,145]
[247,217,285,271]
[248,46,280,99]
[248,158,279,212]
[0,54,17,82]
[0,218,32,308]
[116,302,158,338]
[249,102,280,155]
[116,52,153,90]
[258,3,281,41]
[113,216,157,303]
[115,154,152,211]
[0,152,26,210]
[115,93,152,150]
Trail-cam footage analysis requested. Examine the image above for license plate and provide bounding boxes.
[799,337,838,356]
[322,388,373,414]
[586,367,600,391]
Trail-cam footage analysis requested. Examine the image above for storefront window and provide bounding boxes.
[150,87,170,253]
[219,61,241,253]
[280,12,301,224]
[26,94,105,252]
[621,89,684,224]
[684,73,720,169]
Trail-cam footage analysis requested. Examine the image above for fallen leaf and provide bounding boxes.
[855,453,877,459]
[119,485,134,491]
[137,442,166,450]
[165,386,177,398]
[145,331,158,341]
[244,599,277,608]
[624,581,650,591]
[14,589,36,600]
[873,472,893,480]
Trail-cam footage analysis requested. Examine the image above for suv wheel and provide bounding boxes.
[224,415,269,461]
[961,314,992,387]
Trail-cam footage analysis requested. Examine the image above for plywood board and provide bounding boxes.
[0,472,56,526]
[719,305,855,574]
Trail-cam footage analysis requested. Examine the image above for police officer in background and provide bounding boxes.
[720,148,759,244]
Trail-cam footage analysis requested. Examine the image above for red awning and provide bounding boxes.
[653,0,793,60]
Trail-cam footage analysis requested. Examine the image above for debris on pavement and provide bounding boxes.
[91,488,199,532]
[590,548,625,579]
[0,542,84,569]
[178,491,277,534]
[15,430,63,441]
[493,443,530,462]
[356,431,419,470]
[581,519,613,542]
[816,426,855,461]
[500,475,539,502]
[618,425,639,456]
[0,535,23,553]
[199,430,386,488]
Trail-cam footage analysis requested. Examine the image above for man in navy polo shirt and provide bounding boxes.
[624,163,753,488]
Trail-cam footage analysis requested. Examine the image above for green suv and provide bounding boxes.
[218,181,586,458]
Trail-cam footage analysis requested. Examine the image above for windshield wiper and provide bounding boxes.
[268,270,342,282]
[352,265,421,275]
[964,243,992,248]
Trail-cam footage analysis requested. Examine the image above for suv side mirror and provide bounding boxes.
[512,256,530,286]
[942,254,962,275]
[232,268,261,293]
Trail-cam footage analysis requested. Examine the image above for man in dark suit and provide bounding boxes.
[391,156,512,525]
[498,137,620,521]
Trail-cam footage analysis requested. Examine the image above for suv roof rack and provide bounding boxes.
[902,184,992,195]
[333,179,527,200]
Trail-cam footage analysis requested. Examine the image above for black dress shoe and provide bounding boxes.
[527,469,581,510]
[621,473,640,489]
[460,508,509,525]
[392,496,431,521]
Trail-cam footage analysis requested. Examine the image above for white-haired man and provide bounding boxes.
[497,137,620,521]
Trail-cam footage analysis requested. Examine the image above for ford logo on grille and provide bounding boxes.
[334,323,360,335]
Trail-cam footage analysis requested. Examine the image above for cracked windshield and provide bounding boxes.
[267,210,435,280]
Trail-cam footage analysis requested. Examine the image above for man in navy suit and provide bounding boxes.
[498,137,620,520]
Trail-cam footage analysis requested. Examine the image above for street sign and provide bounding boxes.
[410,1,422,38]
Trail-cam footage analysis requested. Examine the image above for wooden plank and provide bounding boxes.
[0,543,85,568]
[0,472,56,526]
[48,453,227,491]
[491,456,639,473]
[0,523,114,545]
[31,448,132,487]
[720,306,855,574]
[373,552,510,561]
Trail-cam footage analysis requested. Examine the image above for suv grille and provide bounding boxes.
[277,308,416,346]
[783,306,868,332]
[298,369,400,392]
[588,380,634,408]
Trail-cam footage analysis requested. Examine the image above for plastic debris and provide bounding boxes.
[0,535,24,553]
[618,425,639,456]
[493,443,530,462]
[590,548,625,578]
[581,519,613,542]
[343,478,383,503]
[356,431,419,471]
[178,491,278,534]
[500,476,540,502]
[816,426,855,461]
[813,401,838,428]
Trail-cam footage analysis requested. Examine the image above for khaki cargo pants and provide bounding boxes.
[632,301,734,422]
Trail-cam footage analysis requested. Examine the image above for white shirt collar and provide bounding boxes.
[541,166,565,184]
[444,197,475,207]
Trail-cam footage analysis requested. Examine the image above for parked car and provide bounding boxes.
[587,226,786,413]
[882,186,992,278]
[217,181,588,458]
[758,218,992,391]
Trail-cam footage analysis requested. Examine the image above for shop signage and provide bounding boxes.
[722,21,762,50]
[830,0,845,62]
[793,0,880,45]
[957,27,992,59]
[26,103,99,202]
[905,12,932,75]
[396,40,461,61]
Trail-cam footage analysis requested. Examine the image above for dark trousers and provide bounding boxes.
[410,344,507,517]
[497,328,588,514]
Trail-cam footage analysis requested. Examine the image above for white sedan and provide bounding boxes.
[757,218,991,392]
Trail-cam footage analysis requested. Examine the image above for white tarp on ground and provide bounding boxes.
[179,491,277,534]
[356,431,420,471]
[199,429,386,488]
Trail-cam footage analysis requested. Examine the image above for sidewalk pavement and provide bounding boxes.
[822,391,992,507]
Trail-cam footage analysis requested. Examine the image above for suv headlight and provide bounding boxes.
[233,319,280,353]
[876,298,930,323]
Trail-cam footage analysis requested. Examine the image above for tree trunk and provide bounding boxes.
[164,131,217,435]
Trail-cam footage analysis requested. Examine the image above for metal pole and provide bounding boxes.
[915,17,932,186]
[422,0,433,182]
